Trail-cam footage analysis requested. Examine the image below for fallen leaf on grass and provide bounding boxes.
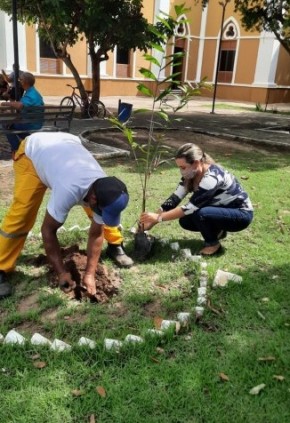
[89,415,96,423]
[96,386,106,398]
[241,175,249,180]
[31,353,41,360]
[156,347,165,354]
[154,316,163,330]
[219,372,229,382]
[257,356,276,362]
[249,383,266,395]
[33,361,47,369]
[207,299,223,315]
[71,389,85,397]
[150,357,160,364]
[257,311,266,320]
[273,375,285,381]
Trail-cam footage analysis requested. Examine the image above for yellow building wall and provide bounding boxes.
[18,0,290,103]
[65,36,88,76]
[200,40,216,82]
[275,47,290,86]
[25,26,37,72]
[234,39,258,84]
[186,39,199,81]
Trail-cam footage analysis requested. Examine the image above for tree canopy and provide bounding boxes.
[0,0,159,101]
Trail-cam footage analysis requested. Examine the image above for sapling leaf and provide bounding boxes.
[143,54,161,67]
[134,108,152,114]
[158,17,174,30]
[139,68,158,81]
[150,43,165,53]
[137,84,154,97]
[175,4,191,15]
[155,111,170,121]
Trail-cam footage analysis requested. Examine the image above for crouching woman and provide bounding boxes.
[140,143,253,256]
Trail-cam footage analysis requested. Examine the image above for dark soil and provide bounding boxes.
[29,245,121,303]
[87,128,273,157]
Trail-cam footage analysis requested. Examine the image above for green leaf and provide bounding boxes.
[155,111,170,121]
[134,108,152,114]
[174,4,191,17]
[137,84,154,97]
[158,17,173,31]
[150,43,165,53]
[139,68,158,81]
[143,54,161,67]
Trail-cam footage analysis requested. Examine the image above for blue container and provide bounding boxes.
[118,102,133,123]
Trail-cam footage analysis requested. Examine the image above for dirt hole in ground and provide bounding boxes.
[30,245,121,303]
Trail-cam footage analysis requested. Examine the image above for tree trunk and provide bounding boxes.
[60,53,89,117]
[88,38,109,102]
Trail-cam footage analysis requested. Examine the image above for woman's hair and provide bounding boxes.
[175,143,215,192]
[175,143,214,165]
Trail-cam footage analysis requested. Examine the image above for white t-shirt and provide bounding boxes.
[25,132,106,224]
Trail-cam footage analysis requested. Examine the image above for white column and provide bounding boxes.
[151,0,170,80]
[253,32,279,87]
[196,4,208,82]
[0,12,27,71]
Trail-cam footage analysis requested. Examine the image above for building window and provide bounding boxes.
[223,22,237,40]
[39,39,62,74]
[220,49,236,72]
[217,21,238,83]
[218,39,237,83]
[116,48,131,78]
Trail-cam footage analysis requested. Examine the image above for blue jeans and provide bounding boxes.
[179,207,253,246]
[6,130,30,151]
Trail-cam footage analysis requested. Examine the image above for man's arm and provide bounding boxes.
[1,70,9,83]
[0,100,23,111]
[41,211,75,290]
[83,220,104,296]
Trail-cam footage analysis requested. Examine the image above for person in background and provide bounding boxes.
[0,132,133,300]
[0,74,9,100]
[0,72,44,151]
[1,64,24,100]
[140,143,253,256]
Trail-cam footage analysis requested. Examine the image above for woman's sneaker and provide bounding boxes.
[200,243,221,256]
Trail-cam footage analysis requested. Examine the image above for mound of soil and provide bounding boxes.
[31,245,121,303]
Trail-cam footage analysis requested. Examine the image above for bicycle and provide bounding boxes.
[60,84,106,119]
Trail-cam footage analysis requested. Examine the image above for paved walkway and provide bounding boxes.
[1,95,289,161]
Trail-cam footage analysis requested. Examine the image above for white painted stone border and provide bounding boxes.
[0,242,242,353]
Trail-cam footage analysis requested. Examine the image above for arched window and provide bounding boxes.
[172,15,189,87]
[218,21,238,83]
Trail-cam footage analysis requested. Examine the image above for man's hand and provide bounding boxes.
[82,273,97,296]
[58,272,76,293]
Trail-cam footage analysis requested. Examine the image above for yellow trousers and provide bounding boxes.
[0,140,123,273]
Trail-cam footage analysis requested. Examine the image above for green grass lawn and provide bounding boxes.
[0,144,290,423]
